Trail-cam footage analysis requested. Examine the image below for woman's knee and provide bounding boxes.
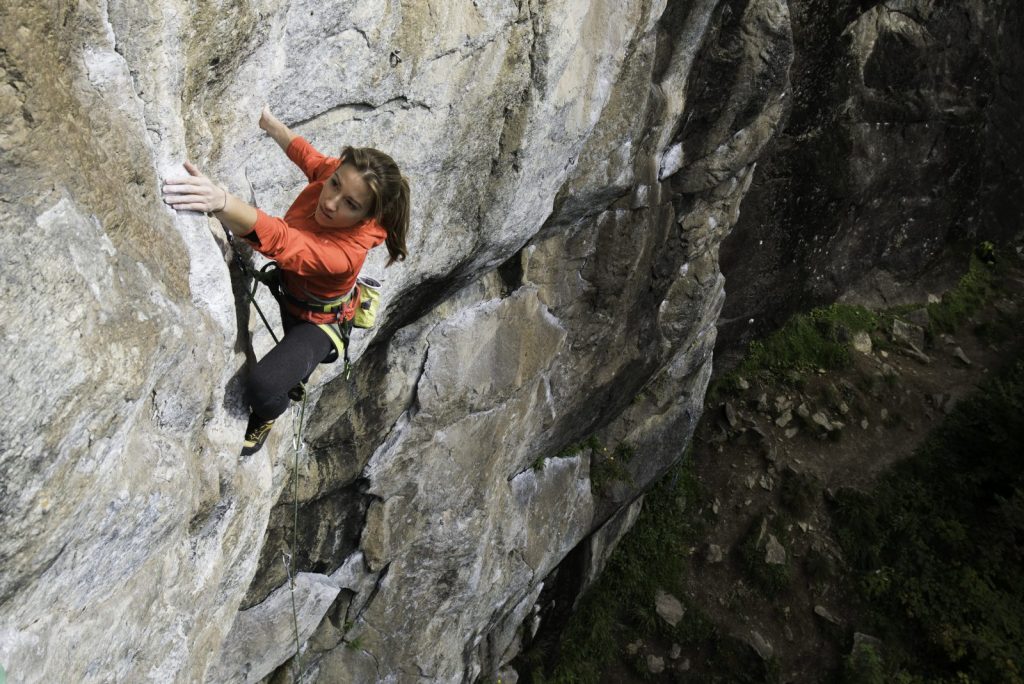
[246,364,287,418]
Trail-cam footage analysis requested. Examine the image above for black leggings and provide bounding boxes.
[246,309,333,420]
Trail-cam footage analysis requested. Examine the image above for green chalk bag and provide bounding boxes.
[353,275,381,329]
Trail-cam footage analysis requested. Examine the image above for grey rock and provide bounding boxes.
[852,331,873,354]
[954,346,972,365]
[669,643,682,660]
[810,411,835,432]
[814,605,842,625]
[655,589,686,628]
[904,308,931,329]
[784,427,799,439]
[775,410,793,428]
[724,401,740,429]
[747,630,774,661]
[213,573,341,684]
[796,402,811,420]
[647,654,665,674]
[707,544,724,564]
[764,535,787,565]
[0,0,798,679]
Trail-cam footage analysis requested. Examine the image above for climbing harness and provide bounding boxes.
[250,262,358,378]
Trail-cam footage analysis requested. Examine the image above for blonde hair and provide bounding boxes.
[341,146,410,266]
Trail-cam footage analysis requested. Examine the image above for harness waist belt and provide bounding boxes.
[280,285,355,313]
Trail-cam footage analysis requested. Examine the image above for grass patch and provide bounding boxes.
[736,515,792,597]
[523,455,708,682]
[927,253,999,334]
[708,304,879,403]
[830,349,1024,683]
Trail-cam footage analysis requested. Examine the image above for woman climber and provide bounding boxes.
[162,106,410,456]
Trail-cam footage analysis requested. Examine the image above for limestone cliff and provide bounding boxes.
[0,0,791,682]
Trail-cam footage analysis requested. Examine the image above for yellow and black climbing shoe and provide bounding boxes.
[241,413,275,456]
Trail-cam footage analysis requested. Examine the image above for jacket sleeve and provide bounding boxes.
[249,209,355,277]
[286,136,339,182]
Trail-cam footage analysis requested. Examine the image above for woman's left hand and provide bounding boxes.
[162,161,227,213]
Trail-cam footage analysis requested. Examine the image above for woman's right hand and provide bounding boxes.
[259,105,280,133]
[260,105,298,152]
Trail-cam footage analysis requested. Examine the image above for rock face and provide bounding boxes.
[0,0,792,682]
[715,0,1024,372]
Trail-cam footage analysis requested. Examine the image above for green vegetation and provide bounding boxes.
[590,442,636,492]
[830,350,1024,684]
[736,515,791,596]
[532,436,636,492]
[842,642,885,684]
[709,303,879,402]
[926,254,999,334]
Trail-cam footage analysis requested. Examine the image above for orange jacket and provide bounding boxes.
[247,136,387,325]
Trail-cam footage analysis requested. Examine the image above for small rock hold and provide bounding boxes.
[647,654,665,674]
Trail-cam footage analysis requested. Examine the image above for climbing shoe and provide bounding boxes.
[287,383,306,403]
[241,413,275,456]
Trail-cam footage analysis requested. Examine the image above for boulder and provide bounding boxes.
[655,589,686,628]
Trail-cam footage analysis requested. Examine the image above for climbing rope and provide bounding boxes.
[219,213,306,675]
[285,386,308,678]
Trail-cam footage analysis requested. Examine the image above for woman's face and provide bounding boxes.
[315,163,372,229]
